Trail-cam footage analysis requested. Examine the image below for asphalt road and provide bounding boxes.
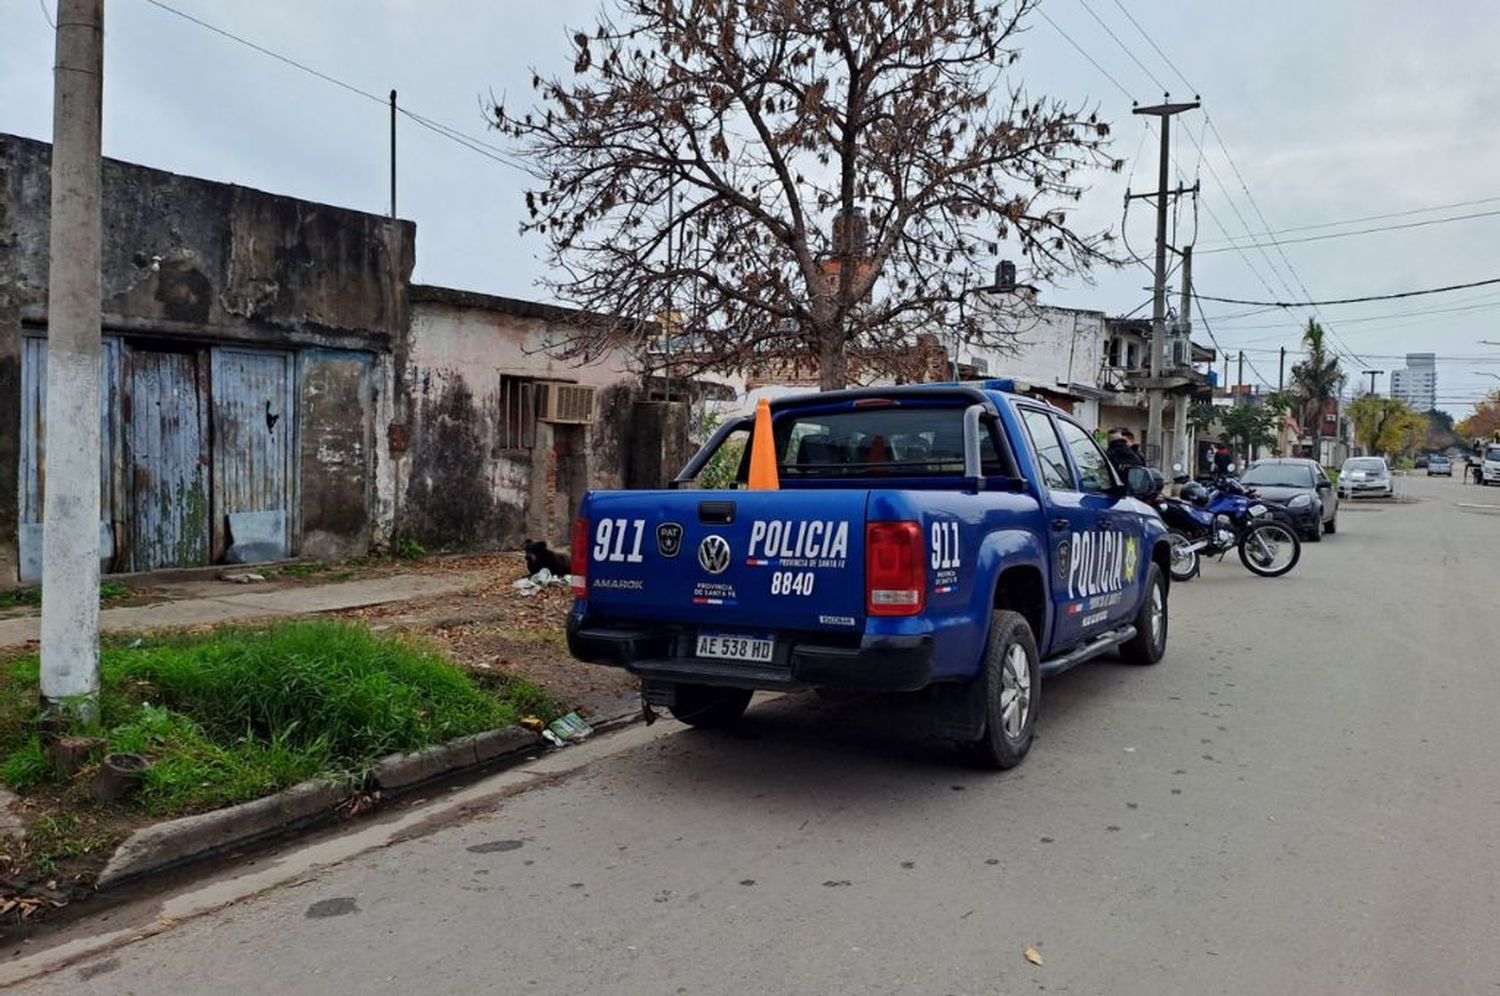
[14,474,1500,995]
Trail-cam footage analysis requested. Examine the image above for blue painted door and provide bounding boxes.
[124,348,210,571]
[210,348,294,561]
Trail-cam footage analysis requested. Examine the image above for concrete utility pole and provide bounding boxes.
[389,89,397,219]
[40,0,104,723]
[1172,246,1193,472]
[1238,350,1245,389]
[1363,369,1384,396]
[1279,346,1286,393]
[1131,98,1199,467]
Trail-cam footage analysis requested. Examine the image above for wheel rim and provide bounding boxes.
[1000,643,1032,739]
[1247,524,1296,571]
[1149,582,1165,648]
[1168,533,1197,573]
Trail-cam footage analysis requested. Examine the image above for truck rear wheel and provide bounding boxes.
[668,684,753,729]
[967,610,1039,770]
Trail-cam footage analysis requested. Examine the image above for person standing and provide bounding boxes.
[1106,429,1145,477]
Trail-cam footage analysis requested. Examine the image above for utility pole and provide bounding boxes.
[40,0,104,724]
[1278,346,1286,393]
[389,90,397,219]
[1171,246,1193,472]
[1238,350,1245,389]
[1131,97,1200,468]
[1363,369,1384,396]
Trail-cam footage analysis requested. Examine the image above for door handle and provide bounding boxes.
[1051,518,1069,533]
[1096,516,1114,530]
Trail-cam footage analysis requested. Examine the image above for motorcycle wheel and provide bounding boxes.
[1237,521,1301,577]
[1166,531,1200,581]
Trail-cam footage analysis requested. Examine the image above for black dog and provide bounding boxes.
[524,539,571,577]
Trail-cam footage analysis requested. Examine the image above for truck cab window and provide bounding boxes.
[1055,418,1118,495]
[1019,408,1076,492]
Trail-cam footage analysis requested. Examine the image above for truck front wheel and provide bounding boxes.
[967,610,1040,770]
[668,684,753,729]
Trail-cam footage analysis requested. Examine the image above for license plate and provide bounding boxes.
[696,633,775,663]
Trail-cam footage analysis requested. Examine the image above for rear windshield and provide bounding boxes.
[1242,465,1314,488]
[1430,456,1449,464]
[774,406,1014,479]
[1344,458,1385,472]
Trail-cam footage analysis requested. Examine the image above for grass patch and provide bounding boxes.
[0,620,559,818]
[0,582,138,609]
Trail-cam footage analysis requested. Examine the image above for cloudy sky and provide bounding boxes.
[4,0,1498,417]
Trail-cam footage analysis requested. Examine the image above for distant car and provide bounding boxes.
[1241,458,1338,541]
[1414,455,1429,469]
[1339,456,1393,498]
[1427,455,1452,476]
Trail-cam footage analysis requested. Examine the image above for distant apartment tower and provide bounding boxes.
[1390,352,1437,411]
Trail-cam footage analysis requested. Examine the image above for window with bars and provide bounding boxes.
[497,375,536,450]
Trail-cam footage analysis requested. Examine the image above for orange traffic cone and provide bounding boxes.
[747,397,780,490]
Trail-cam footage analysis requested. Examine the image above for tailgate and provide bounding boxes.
[581,490,868,633]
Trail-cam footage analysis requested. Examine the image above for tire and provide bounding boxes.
[1305,516,1323,542]
[1237,521,1301,578]
[966,610,1040,770]
[1120,563,1168,666]
[668,684,753,729]
[1324,514,1337,535]
[1166,531,1200,581]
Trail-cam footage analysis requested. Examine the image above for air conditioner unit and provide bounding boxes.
[538,382,596,424]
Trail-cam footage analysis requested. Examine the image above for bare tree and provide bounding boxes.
[496,0,1120,389]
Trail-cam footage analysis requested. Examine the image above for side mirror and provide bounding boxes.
[1125,465,1163,499]
[1316,479,1332,490]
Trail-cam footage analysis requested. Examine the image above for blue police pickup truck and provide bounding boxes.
[566,383,1171,768]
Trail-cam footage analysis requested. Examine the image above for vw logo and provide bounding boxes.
[697,534,731,574]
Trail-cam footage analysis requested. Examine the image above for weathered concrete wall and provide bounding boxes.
[0,134,414,578]
[397,292,639,553]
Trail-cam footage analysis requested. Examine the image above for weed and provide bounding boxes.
[2,737,50,792]
[98,581,131,603]
[276,562,329,579]
[19,811,115,875]
[394,538,427,561]
[0,587,42,609]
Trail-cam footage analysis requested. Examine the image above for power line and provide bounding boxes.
[1194,276,1500,309]
[1106,0,1197,93]
[1199,294,1500,336]
[1074,0,1169,93]
[1200,193,1500,244]
[138,0,531,175]
[1196,207,1500,255]
[1037,8,1136,100]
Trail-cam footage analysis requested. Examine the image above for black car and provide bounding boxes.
[1240,458,1339,542]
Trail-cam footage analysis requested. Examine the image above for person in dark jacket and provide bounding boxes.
[1106,429,1145,477]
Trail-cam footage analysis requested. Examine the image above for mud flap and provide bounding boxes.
[927,676,987,742]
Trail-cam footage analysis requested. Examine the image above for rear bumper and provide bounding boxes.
[566,617,934,692]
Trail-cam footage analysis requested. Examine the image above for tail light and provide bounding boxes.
[571,517,589,599]
[866,521,926,617]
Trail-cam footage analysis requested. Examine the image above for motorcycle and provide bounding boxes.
[1153,463,1302,580]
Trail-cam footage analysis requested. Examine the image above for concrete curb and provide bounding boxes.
[95,724,547,889]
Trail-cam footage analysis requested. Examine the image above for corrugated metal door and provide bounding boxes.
[210,348,294,561]
[18,334,123,580]
[123,348,210,571]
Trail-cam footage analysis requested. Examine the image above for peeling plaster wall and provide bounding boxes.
[397,296,638,552]
[0,134,414,581]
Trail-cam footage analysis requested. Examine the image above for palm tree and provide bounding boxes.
[1290,320,1344,464]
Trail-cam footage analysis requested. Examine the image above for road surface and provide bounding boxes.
[11,474,1500,995]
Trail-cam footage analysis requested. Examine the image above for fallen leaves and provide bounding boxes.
[1024,946,1044,967]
